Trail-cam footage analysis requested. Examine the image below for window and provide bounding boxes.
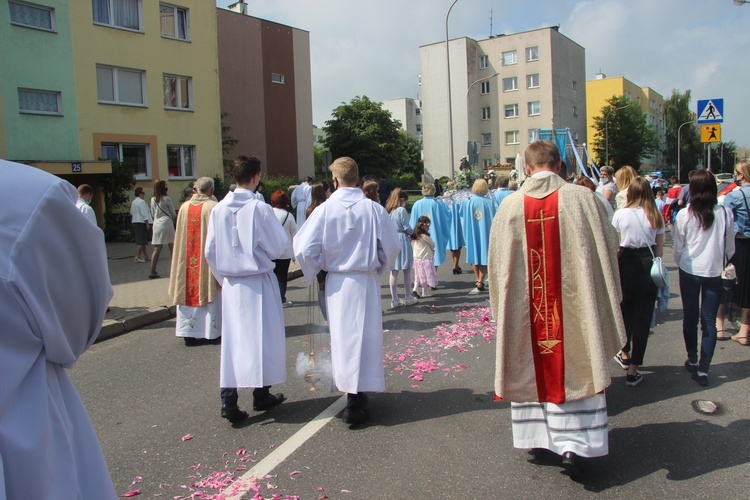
[97,65,146,106]
[480,81,490,95]
[415,108,421,115]
[9,1,54,31]
[505,131,520,145]
[479,55,489,69]
[482,133,491,146]
[526,46,539,62]
[167,145,195,178]
[572,80,578,90]
[271,73,285,84]
[101,143,150,178]
[502,50,517,66]
[160,3,188,40]
[416,124,422,132]
[528,129,536,143]
[573,106,578,117]
[502,77,517,92]
[483,159,493,168]
[528,101,541,116]
[92,0,141,31]
[504,103,519,118]
[18,88,62,115]
[481,107,491,120]
[526,73,540,89]
[163,74,192,110]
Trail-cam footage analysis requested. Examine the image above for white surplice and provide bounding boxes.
[205,188,288,388]
[291,182,312,226]
[0,160,116,499]
[294,187,400,393]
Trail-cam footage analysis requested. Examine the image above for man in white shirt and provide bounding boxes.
[76,184,97,226]
[130,187,153,263]
[294,157,400,426]
[205,155,289,423]
[0,160,116,499]
[291,176,313,226]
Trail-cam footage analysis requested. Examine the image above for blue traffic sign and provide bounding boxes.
[697,99,723,124]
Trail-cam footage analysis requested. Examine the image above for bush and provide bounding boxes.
[260,175,297,203]
[98,159,135,242]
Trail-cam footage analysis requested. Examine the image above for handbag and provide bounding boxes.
[720,206,737,290]
[634,210,668,288]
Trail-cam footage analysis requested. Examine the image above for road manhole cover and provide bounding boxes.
[692,400,719,414]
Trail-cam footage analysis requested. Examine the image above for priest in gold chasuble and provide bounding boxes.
[488,141,626,476]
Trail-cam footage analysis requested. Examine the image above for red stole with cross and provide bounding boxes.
[184,203,203,307]
[524,191,565,403]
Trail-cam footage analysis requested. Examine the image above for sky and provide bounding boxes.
[217,0,750,148]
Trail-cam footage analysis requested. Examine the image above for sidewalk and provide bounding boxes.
[100,242,302,341]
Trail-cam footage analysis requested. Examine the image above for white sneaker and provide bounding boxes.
[421,288,431,297]
[282,301,292,308]
[468,287,481,295]
[404,296,418,306]
[390,299,404,309]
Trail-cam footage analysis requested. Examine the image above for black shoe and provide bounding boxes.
[528,448,557,463]
[221,405,248,423]
[253,393,286,411]
[452,268,463,275]
[183,337,199,347]
[342,407,369,425]
[692,372,709,386]
[561,451,583,478]
[411,290,421,298]
[626,373,643,387]
[684,359,699,374]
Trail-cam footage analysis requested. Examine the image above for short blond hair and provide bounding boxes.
[329,157,359,183]
[422,183,436,196]
[472,179,489,196]
[524,140,560,169]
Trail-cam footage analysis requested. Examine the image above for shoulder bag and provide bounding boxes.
[634,210,668,288]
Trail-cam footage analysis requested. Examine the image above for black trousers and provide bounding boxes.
[273,258,291,302]
[619,247,658,366]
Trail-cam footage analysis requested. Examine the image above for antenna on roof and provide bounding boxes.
[489,9,493,39]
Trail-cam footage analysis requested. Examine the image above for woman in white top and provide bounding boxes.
[270,190,298,307]
[149,179,176,279]
[611,177,666,386]
[673,170,734,386]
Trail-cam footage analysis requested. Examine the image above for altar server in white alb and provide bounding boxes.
[205,155,288,424]
[294,157,400,426]
[0,160,116,499]
[291,176,313,226]
[488,141,626,478]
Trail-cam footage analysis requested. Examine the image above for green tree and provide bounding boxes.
[591,96,658,170]
[323,96,420,181]
[97,159,135,242]
[708,141,736,174]
[221,111,239,182]
[664,89,701,180]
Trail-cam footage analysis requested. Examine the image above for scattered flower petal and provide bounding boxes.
[121,490,140,497]
[181,434,194,442]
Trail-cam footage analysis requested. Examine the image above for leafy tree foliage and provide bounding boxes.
[323,96,422,183]
[664,89,701,180]
[221,111,239,182]
[97,159,134,241]
[591,96,658,170]
[708,141,737,174]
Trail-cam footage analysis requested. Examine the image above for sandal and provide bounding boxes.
[731,333,749,346]
[717,329,730,341]
[476,281,485,292]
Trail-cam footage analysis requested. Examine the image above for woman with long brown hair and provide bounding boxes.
[385,188,416,308]
[611,177,666,386]
[614,165,638,210]
[361,180,380,203]
[674,170,734,386]
[149,178,176,279]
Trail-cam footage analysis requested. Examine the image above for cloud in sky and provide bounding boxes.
[217,0,750,148]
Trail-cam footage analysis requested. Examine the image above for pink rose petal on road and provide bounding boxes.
[411,385,420,388]
[181,434,193,441]
[121,490,140,497]
[289,470,300,476]
[236,448,246,455]
[341,490,351,494]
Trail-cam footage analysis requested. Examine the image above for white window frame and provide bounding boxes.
[526,73,540,89]
[481,133,491,146]
[271,73,285,84]
[18,88,62,115]
[166,144,196,179]
[162,74,192,111]
[504,103,519,119]
[502,50,517,66]
[9,0,55,31]
[480,81,490,95]
[528,101,541,116]
[101,142,151,179]
[528,129,536,143]
[481,107,491,121]
[526,46,539,62]
[505,130,520,145]
[483,159,493,168]
[479,55,489,69]
[416,123,422,132]
[92,0,143,32]
[502,77,517,92]
[97,65,147,107]
[159,3,189,41]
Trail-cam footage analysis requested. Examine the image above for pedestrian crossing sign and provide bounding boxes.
[697,99,723,124]
[701,124,721,143]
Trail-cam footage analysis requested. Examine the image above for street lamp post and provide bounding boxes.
[604,104,628,165]
[466,72,499,95]
[445,0,459,180]
[677,120,693,184]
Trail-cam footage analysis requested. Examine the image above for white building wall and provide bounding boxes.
[382,98,422,142]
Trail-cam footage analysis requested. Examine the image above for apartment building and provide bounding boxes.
[218,2,313,179]
[382,97,423,144]
[0,0,224,214]
[419,26,586,180]
[586,74,666,171]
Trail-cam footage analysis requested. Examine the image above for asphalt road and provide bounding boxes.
[71,251,750,499]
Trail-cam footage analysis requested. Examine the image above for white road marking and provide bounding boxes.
[220,394,347,499]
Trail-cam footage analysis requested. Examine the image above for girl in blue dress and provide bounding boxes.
[385,188,416,308]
